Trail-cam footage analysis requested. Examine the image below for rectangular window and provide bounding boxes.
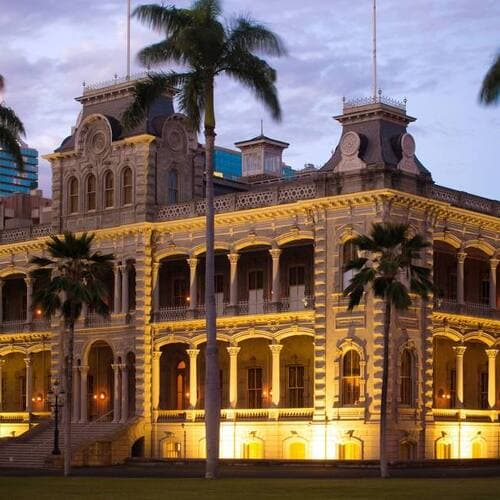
[479,371,488,409]
[288,365,305,407]
[247,367,263,409]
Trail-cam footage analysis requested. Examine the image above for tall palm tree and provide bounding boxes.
[123,0,286,478]
[480,53,500,105]
[0,75,25,169]
[30,232,114,476]
[343,223,434,478]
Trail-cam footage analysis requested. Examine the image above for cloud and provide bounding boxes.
[1,0,499,198]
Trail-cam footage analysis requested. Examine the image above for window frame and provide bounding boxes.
[103,171,114,209]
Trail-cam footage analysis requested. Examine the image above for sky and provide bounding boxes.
[1,0,499,200]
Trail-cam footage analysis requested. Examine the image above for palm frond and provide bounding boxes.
[133,4,191,35]
[137,38,187,67]
[0,126,24,171]
[480,53,500,105]
[0,105,25,137]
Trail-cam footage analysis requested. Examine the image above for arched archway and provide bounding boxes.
[87,341,114,421]
[159,343,190,410]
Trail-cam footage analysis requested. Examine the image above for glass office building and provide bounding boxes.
[0,147,38,196]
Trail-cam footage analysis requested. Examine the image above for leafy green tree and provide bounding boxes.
[30,232,114,476]
[0,75,25,169]
[343,223,434,478]
[123,0,286,478]
[480,53,500,105]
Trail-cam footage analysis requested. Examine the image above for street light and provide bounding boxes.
[48,380,65,455]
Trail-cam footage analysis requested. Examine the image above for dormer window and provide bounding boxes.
[68,177,79,214]
[168,169,179,203]
[86,174,96,211]
[104,171,114,208]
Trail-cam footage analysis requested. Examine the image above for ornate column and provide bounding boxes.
[24,277,33,323]
[228,253,239,310]
[457,252,466,305]
[187,348,200,409]
[72,365,80,422]
[121,264,129,314]
[0,279,4,323]
[120,363,129,423]
[227,346,240,409]
[489,259,498,310]
[79,365,89,423]
[112,363,121,422]
[269,248,282,311]
[113,263,121,314]
[152,350,162,410]
[269,343,283,407]
[188,258,198,313]
[0,358,5,411]
[485,349,498,409]
[152,262,160,316]
[24,355,33,413]
[453,345,467,408]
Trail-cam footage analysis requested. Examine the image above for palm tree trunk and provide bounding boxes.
[204,81,220,479]
[380,299,391,478]
[63,318,74,477]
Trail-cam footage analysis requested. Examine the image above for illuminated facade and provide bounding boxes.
[0,76,499,465]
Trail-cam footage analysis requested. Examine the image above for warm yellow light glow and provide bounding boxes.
[99,392,106,400]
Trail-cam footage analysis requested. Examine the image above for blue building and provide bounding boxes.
[213,144,295,180]
[0,146,38,197]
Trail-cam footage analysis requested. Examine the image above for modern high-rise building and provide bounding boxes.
[0,146,38,197]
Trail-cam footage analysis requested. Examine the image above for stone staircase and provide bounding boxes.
[0,418,127,468]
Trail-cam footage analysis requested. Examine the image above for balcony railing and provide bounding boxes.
[153,296,315,322]
[0,318,51,333]
[434,298,500,320]
[432,408,499,422]
[155,407,315,422]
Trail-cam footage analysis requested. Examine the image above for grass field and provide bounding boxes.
[0,477,499,500]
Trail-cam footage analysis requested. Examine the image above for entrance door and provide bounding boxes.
[288,266,305,310]
[176,361,187,410]
[248,270,264,313]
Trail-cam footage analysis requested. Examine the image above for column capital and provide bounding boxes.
[269,343,283,355]
[0,358,5,367]
[269,248,282,260]
[153,261,161,271]
[111,363,121,370]
[227,346,241,357]
[79,365,89,374]
[485,348,499,359]
[490,258,499,270]
[24,355,32,366]
[152,350,162,361]
[228,253,240,265]
[186,348,200,359]
[457,252,467,263]
[453,345,467,356]
[24,276,33,286]
[187,257,198,269]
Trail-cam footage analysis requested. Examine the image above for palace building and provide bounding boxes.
[0,74,499,466]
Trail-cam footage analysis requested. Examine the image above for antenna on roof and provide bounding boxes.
[372,0,377,100]
[126,0,131,80]
[260,119,264,136]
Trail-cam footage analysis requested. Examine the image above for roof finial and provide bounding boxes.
[372,0,378,101]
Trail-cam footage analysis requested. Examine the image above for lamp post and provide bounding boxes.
[48,380,64,456]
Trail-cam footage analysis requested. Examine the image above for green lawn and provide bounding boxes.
[0,477,499,500]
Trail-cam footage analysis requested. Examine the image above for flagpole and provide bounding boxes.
[372,0,377,100]
[126,0,131,80]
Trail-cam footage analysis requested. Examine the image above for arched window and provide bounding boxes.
[342,240,357,289]
[243,440,264,459]
[436,439,451,459]
[342,350,360,405]
[399,440,417,460]
[122,167,133,206]
[104,171,114,208]
[400,349,414,406]
[86,174,96,211]
[176,360,186,410]
[68,177,79,214]
[168,169,179,203]
[471,438,486,459]
[338,440,361,460]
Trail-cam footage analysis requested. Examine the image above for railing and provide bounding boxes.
[434,298,500,320]
[156,182,318,222]
[343,94,407,111]
[432,408,499,421]
[156,407,315,422]
[0,223,53,244]
[84,312,112,328]
[0,318,51,333]
[83,72,150,93]
[153,296,315,322]
[430,185,500,217]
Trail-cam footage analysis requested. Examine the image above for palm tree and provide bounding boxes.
[343,223,434,478]
[30,232,114,476]
[480,53,500,105]
[123,0,286,478]
[0,75,25,169]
